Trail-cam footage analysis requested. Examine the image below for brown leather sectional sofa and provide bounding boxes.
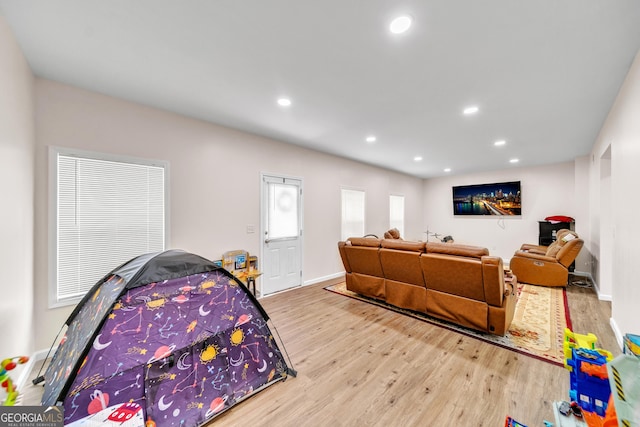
[338,237,517,335]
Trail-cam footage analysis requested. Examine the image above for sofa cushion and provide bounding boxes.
[421,253,485,301]
[380,248,425,286]
[381,239,425,252]
[546,243,562,257]
[426,242,489,259]
[343,246,384,277]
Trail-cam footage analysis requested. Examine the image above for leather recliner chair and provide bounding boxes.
[510,230,583,287]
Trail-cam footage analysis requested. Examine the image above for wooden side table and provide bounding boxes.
[233,270,262,297]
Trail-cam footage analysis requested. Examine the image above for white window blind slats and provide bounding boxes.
[341,189,365,241]
[389,195,405,237]
[56,154,165,302]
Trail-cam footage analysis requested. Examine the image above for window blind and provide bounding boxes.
[341,189,365,240]
[389,195,405,237]
[56,154,165,302]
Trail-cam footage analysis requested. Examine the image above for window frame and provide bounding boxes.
[48,147,170,308]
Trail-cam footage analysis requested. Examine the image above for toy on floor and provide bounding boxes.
[607,353,640,427]
[553,401,587,426]
[504,416,527,427]
[623,333,640,356]
[563,328,615,425]
[1,356,29,406]
[570,401,583,418]
[558,401,572,416]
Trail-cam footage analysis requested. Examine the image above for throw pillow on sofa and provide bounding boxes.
[384,228,402,239]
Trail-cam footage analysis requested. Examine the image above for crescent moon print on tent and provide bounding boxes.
[93,334,112,350]
[157,396,173,411]
[198,305,211,316]
[176,352,191,370]
[39,250,295,427]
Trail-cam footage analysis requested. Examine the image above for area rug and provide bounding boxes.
[324,282,572,367]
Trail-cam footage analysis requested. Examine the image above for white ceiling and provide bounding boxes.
[2,1,640,178]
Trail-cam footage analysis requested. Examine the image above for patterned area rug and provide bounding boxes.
[325,282,572,367]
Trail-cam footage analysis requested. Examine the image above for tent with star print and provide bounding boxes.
[37,249,295,427]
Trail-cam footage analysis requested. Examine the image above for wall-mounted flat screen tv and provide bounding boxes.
[452,181,521,216]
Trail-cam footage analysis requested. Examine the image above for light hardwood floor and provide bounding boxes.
[211,276,619,427]
[19,276,618,426]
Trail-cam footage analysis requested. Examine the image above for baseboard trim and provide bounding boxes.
[609,317,624,351]
[260,272,346,299]
[304,272,344,287]
[591,275,612,301]
[571,271,612,301]
[597,293,612,301]
[572,270,590,276]
[16,347,55,394]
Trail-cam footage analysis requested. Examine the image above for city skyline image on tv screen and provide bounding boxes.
[452,181,521,216]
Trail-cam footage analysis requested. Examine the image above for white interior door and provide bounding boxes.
[261,174,302,295]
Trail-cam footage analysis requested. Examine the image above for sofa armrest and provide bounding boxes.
[512,250,557,264]
[521,247,547,255]
[338,241,351,272]
[520,243,547,253]
[481,256,505,307]
[348,237,382,247]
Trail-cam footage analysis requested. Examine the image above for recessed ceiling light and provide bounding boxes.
[277,98,291,107]
[366,136,376,143]
[414,156,423,162]
[390,15,412,34]
[494,140,506,146]
[463,106,479,115]
[509,158,519,163]
[444,168,452,172]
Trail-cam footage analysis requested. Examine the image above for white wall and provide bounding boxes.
[33,79,424,350]
[422,161,585,265]
[573,156,591,275]
[0,16,35,355]
[589,50,640,339]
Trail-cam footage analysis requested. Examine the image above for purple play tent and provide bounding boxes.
[37,250,295,426]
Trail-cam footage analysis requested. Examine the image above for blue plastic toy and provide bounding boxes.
[565,345,612,416]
